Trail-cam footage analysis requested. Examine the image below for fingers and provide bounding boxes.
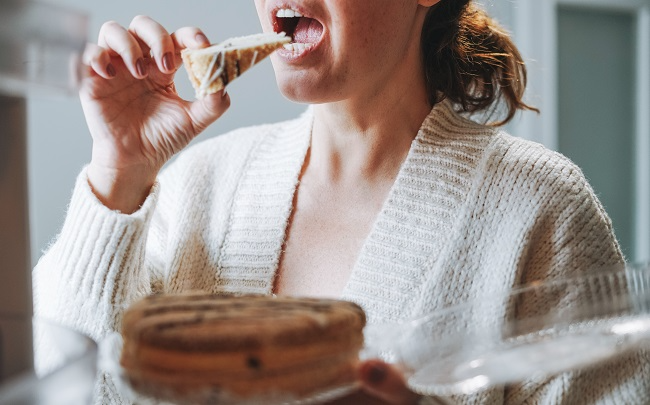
[91,18,210,80]
[170,27,211,71]
[98,20,148,78]
[171,26,212,50]
[128,15,176,74]
[186,91,231,134]
[83,43,115,79]
[358,360,422,405]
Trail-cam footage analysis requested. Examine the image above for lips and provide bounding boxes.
[271,5,324,56]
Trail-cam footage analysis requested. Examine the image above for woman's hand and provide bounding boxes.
[358,360,422,404]
[81,16,230,213]
[327,359,421,404]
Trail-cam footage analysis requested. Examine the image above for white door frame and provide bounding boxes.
[506,0,650,262]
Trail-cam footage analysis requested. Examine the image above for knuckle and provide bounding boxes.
[173,27,202,46]
[131,14,151,26]
[98,21,122,41]
[111,42,137,58]
[175,26,198,37]
[100,20,121,32]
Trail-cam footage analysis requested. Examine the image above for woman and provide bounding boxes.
[34,0,649,404]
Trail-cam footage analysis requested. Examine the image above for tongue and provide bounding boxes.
[293,17,323,43]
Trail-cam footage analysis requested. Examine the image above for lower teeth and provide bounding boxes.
[283,42,314,52]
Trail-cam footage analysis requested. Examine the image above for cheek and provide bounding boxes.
[332,25,397,82]
[334,6,408,62]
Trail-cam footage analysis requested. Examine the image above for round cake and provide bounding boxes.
[119,292,366,403]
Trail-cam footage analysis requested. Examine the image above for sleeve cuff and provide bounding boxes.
[34,166,161,339]
[78,165,160,219]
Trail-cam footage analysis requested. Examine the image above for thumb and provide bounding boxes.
[358,360,421,404]
[187,90,231,134]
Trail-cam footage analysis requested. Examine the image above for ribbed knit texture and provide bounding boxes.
[33,102,650,404]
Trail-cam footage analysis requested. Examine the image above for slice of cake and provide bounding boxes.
[181,32,290,98]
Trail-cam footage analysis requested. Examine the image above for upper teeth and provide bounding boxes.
[276,8,303,18]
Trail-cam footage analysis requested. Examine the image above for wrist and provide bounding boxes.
[87,162,158,214]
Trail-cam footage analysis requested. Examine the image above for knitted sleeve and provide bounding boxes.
[32,122,269,357]
[502,158,650,404]
[32,166,163,345]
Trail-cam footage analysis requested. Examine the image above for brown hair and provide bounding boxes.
[422,1,538,126]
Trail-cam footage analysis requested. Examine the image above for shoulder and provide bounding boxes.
[432,101,586,189]
[472,130,617,244]
[473,131,623,275]
[483,131,617,246]
[426,102,592,206]
[484,131,592,201]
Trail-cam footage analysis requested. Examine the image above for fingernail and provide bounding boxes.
[136,58,147,77]
[195,33,209,46]
[106,63,116,77]
[367,364,387,385]
[162,52,174,72]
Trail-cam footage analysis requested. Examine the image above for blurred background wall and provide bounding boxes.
[28,0,649,265]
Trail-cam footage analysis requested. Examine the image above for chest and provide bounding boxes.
[273,183,386,298]
[183,123,488,321]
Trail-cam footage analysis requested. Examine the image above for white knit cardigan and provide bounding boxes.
[34,101,650,404]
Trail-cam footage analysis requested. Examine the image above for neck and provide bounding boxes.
[310,63,431,186]
[307,4,432,185]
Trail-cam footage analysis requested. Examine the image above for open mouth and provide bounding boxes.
[273,7,324,53]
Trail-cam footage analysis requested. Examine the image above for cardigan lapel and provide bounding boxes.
[341,102,495,323]
[216,102,494,321]
[216,110,313,295]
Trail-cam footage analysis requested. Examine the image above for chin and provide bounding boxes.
[275,72,344,105]
[270,51,345,104]
[278,83,313,103]
[276,73,318,104]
